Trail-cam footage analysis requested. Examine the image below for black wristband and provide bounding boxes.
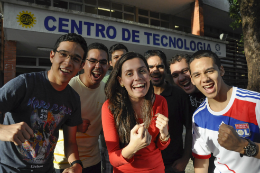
[70,160,83,169]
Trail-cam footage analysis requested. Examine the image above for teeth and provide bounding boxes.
[183,81,189,86]
[133,84,144,87]
[61,69,70,73]
[93,72,101,74]
[204,84,213,88]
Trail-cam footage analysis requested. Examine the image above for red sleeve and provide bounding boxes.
[155,96,171,150]
[101,100,134,167]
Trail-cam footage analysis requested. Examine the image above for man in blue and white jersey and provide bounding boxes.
[189,50,260,173]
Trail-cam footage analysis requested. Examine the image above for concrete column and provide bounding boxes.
[4,40,16,84]
[191,0,204,36]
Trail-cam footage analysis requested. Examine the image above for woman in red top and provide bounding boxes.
[102,52,170,173]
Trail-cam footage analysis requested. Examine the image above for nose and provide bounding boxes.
[201,73,210,83]
[64,55,73,65]
[133,71,142,81]
[95,61,102,68]
[178,74,186,82]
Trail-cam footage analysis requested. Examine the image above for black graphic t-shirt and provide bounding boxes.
[0,71,82,173]
[189,91,206,114]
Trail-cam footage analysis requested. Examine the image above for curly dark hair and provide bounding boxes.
[169,54,191,66]
[105,52,154,147]
[53,33,88,61]
[88,42,109,60]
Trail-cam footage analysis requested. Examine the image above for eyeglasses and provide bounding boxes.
[86,58,108,65]
[56,50,83,64]
[148,64,165,69]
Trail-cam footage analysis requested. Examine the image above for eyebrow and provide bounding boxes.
[124,66,146,73]
[191,67,215,76]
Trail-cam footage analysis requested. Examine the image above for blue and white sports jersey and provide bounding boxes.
[192,87,260,173]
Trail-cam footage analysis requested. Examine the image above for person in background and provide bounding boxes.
[145,50,192,173]
[169,54,215,173]
[54,43,109,173]
[102,43,128,83]
[102,52,170,172]
[0,33,87,173]
[190,50,260,173]
[101,43,128,173]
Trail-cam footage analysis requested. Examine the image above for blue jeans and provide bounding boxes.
[55,162,101,173]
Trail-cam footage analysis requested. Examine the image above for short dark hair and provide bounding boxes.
[53,33,88,61]
[109,44,128,61]
[169,54,191,66]
[144,50,170,74]
[87,42,109,60]
[189,50,221,69]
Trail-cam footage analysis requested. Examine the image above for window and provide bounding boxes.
[85,5,97,14]
[139,17,149,24]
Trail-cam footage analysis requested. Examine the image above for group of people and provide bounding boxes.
[0,33,259,173]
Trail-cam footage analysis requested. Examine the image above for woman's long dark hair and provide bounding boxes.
[105,52,154,147]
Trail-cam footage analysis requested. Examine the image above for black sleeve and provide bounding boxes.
[0,75,26,113]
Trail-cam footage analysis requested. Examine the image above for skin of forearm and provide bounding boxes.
[121,144,135,160]
[194,158,209,173]
[65,141,80,163]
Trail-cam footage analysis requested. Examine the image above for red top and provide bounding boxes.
[102,94,170,173]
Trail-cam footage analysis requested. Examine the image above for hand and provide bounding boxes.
[77,119,91,133]
[62,164,82,173]
[172,157,190,172]
[0,122,34,145]
[218,124,248,153]
[129,124,152,153]
[155,113,169,139]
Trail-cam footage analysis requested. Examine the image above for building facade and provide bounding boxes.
[0,0,246,87]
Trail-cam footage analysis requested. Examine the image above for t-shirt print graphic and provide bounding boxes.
[17,108,65,164]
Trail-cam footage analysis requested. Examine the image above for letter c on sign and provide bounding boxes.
[44,16,57,31]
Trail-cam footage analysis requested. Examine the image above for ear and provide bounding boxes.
[220,66,225,76]
[117,76,123,86]
[79,62,85,71]
[50,51,55,63]
[190,75,195,85]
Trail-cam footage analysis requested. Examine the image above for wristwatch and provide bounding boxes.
[70,160,83,168]
[240,138,259,157]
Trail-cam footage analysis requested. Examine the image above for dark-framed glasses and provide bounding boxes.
[86,58,108,65]
[56,50,83,64]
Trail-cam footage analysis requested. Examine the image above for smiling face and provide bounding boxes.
[49,41,84,87]
[170,58,196,94]
[147,55,165,87]
[110,49,127,68]
[83,49,109,88]
[190,57,225,100]
[118,58,150,101]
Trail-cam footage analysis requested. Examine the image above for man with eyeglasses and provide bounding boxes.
[145,50,192,173]
[54,43,109,173]
[0,33,87,173]
[169,54,215,173]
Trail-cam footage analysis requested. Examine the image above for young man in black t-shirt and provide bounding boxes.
[169,54,215,173]
[145,50,192,173]
[0,33,87,173]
